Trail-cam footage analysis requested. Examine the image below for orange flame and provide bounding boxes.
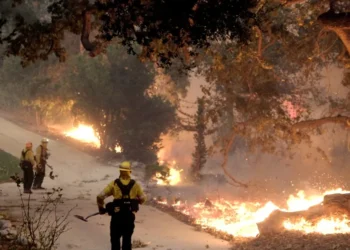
[64,124,122,153]
[284,217,350,234]
[157,189,350,237]
[64,124,100,146]
[153,160,183,186]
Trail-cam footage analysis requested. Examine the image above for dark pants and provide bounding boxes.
[33,164,45,188]
[110,212,135,250]
[23,166,34,191]
[33,172,45,188]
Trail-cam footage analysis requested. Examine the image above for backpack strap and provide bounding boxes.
[39,145,44,160]
[21,150,28,159]
[115,179,136,198]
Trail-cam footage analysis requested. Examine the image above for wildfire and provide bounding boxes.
[153,160,183,186]
[65,124,101,147]
[284,217,350,234]
[64,124,122,153]
[155,189,350,237]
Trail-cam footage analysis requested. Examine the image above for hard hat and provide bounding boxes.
[25,142,32,148]
[41,138,49,143]
[119,161,131,172]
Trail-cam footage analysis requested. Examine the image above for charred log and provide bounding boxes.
[323,193,350,216]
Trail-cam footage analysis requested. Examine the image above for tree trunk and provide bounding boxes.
[257,193,350,235]
[35,110,40,128]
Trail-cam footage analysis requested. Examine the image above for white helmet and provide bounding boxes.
[41,138,49,143]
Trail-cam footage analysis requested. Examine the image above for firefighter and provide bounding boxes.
[97,161,146,250]
[19,142,37,194]
[33,138,50,190]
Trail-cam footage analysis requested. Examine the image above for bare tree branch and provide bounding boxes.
[81,9,104,57]
[177,109,194,118]
[178,121,196,131]
[221,131,248,188]
[282,0,308,6]
[292,115,350,130]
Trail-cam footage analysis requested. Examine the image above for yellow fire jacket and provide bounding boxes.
[20,149,37,169]
[97,178,146,209]
[36,144,48,165]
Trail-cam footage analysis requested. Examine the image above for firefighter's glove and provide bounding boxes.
[99,207,107,215]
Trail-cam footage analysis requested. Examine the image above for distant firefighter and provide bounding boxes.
[33,138,50,190]
[19,142,37,194]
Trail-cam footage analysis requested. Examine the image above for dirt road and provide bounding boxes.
[0,117,230,250]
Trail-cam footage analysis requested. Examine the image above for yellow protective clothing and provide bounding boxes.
[20,148,37,169]
[36,144,48,163]
[97,178,146,209]
[119,161,131,171]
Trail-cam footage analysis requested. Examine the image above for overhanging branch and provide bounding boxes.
[292,115,350,130]
[282,0,308,6]
[81,9,103,57]
[318,11,350,55]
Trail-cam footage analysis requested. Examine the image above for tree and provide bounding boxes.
[190,97,207,181]
[1,0,350,67]
[192,0,350,187]
[64,45,176,163]
[284,0,350,54]
[0,0,257,66]
[0,55,72,127]
[2,0,350,186]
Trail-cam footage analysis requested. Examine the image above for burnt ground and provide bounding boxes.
[231,232,350,250]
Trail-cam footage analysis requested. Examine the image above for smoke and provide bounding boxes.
[156,65,350,204]
[159,75,205,167]
[0,1,44,25]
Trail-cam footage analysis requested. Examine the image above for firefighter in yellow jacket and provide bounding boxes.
[20,142,37,194]
[33,138,50,189]
[97,161,146,250]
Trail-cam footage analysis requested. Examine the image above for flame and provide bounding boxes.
[154,160,183,186]
[64,124,122,153]
[64,124,100,147]
[286,188,349,212]
[115,145,122,153]
[284,217,350,234]
[156,189,350,237]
